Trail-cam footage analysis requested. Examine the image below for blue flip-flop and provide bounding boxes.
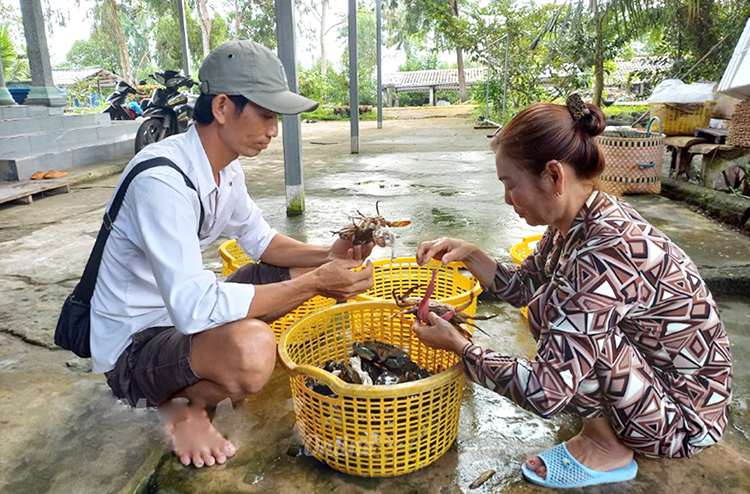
[521,442,637,489]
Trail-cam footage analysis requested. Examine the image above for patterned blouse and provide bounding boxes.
[462,191,732,451]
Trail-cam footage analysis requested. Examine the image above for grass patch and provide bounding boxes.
[603,103,649,117]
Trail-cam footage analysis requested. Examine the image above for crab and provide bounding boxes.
[352,340,431,383]
[309,340,431,394]
[332,201,410,260]
[392,269,495,341]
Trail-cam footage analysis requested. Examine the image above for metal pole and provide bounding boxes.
[485,57,490,122]
[502,34,509,124]
[275,0,306,216]
[376,0,382,129]
[177,0,191,76]
[348,0,359,153]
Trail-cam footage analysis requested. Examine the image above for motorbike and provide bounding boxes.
[134,70,197,153]
[103,80,144,120]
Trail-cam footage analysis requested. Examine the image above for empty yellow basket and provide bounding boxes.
[351,257,482,317]
[218,239,336,340]
[278,301,465,477]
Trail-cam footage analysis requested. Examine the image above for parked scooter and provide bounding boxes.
[103,80,144,120]
[134,70,197,153]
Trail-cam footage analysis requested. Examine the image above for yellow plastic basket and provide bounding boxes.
[509,234,543,318]
[509,234,543,265]
[351,257,481,317]
[278,301,465,477]
[218,239,336,340]
[649,101,716,136]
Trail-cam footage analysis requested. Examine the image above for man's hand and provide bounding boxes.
[412,312,470,355]
[312,259,374,301]
[329,237,375,262]
[416,237,478,266]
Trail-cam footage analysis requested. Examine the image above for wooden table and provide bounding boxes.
[663,136,736,179]
[0,179,71,205]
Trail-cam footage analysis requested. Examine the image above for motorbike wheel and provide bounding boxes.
[134,119,168,153]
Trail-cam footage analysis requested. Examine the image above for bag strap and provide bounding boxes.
[73,157,205,303]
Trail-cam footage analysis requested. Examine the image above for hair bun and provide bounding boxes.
[578,103,606,137]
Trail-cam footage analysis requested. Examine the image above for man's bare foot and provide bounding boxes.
[165,405,237,468]
[525,418,633,479]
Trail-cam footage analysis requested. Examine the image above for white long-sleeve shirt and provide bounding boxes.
[90,126,277,373]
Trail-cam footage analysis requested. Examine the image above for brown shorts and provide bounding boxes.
[105,262,290,407]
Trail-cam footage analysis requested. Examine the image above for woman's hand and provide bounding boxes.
[412,312,471,355]
[416,237,478,266]
[416,237,498,287]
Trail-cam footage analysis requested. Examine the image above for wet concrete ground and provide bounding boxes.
[1,107,749,493]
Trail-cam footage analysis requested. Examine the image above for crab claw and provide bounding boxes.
[417,269,438,323]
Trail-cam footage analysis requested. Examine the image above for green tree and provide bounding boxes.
[225,0,276,49]
[100,0,134,83]
[65,37,121,73]
[653,1,750,83]
[153,4,203,71]
[1,0,29,80]
[383,0,431,55]
[151,2,228,74]
[385,0,476,101]
[195,0,212,58]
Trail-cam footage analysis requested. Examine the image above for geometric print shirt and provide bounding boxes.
[462,191,732,449]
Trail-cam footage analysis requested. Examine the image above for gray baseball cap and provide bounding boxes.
[198,40,318,115]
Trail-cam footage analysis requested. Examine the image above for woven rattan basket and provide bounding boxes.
[649,101,716,136]
[278,301,465,477]
[218,239,335,340]
[728,100,750,148]
[596,118,665,196]
[351,257,481,316]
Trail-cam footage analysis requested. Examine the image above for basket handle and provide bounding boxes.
[636,161,656,169]
[646,116,662,136]
[277,346,350,394]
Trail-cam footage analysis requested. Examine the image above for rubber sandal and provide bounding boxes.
[43,170,69,179]
[521,442,637,489]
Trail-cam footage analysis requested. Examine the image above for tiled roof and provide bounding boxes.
[612,57,672,82]
[52,67,120,86]
[383,68,487,91]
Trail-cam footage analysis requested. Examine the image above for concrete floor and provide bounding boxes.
[1,107,749,493]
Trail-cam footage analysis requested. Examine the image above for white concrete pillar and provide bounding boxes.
[19,0,65,106]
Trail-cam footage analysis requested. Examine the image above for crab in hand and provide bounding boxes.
[392,269,495,341]
[332,201,410,260]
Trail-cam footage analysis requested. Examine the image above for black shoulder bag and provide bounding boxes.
[54,157,204,358]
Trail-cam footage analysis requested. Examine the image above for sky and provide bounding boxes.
[8,0,407,73]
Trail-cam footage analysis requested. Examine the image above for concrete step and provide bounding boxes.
[0,113,111,137]
[0,121,140,159]
[0,135,135,181]
[0,105,64,120]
